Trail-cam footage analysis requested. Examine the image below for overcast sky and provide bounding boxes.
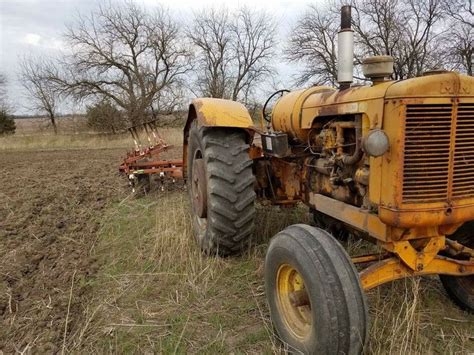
[0,0,319,115]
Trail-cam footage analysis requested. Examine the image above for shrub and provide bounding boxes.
[0,110,15,135]
[86,101,126,134]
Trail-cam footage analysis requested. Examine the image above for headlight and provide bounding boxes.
[363,129,389,157]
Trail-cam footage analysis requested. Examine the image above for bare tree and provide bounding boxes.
[442,0,473,75]
[443,0,474,28]
[230,8,276,102]
[352,0,443,78]
[397,0,444,77]
[351,0,404,70]
[187,8,232,98]
[288,0,446,84]
[52,2,190,126]
[443,24,473,75]
[286,4,339,86]
[188,7,276,103]
[0,73,7,111]
[19,57,60,134]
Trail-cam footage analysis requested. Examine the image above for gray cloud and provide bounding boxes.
[1,0,99,113]
[0,0,311,115]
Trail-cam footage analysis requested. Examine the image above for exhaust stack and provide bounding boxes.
[337,5,353,89]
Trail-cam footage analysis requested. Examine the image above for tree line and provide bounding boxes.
[1,0,472,135]
[288,0,472,86]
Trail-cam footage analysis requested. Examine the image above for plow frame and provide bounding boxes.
[119,120,184,188]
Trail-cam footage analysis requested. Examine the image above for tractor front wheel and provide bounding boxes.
[265,224,368,354]
[187,120,256,256]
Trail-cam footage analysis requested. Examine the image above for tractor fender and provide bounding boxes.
[183,98,255,175]
[184,98,253,133]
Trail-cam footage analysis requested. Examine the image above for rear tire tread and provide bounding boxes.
[188,121,256,255]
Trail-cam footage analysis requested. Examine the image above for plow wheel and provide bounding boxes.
[187,120,256,256]
[440,221,474,312]
[265,224,368,354]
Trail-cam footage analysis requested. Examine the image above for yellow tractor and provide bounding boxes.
[183,6,474,353]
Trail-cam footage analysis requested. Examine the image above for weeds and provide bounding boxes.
[80,191,474,353]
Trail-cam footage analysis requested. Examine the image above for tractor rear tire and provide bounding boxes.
[265,224,368,354]
[439,221,474,313]
[187,120,256,256]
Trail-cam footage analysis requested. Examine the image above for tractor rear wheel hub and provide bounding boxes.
[192,158,207,218]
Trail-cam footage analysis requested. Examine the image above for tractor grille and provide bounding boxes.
[453,103,474,198]
[402,103,474,203]
[403,104,452,203]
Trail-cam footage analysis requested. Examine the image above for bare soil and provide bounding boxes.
[0,148,125,353]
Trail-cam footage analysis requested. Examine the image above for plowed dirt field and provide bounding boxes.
[0,149,124,353]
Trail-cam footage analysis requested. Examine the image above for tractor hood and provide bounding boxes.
[272,72,474,141]
[385,72,474,99]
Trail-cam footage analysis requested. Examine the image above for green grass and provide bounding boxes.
[74,190,474,353]
[73,192,308,353]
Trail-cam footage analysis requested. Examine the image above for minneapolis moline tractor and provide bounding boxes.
[183,6,474,354]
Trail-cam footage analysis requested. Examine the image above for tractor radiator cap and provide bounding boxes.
[362,56,394,82]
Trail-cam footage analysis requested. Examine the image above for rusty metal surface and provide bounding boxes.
[378,96,474,228]
[191,159,207,218]
[270,159,302,202]
[269,73,474,231]
[271,86,335,140]
[119,120,184,188]
[308,193,389,240]
[119,147,184,178]
[182,98,256,178]
[360,256,474,290]
[351,253,391,264]
[386,72,473,98]
[401,103,453,203]
[190,98,254,128]
[248,144,264,160]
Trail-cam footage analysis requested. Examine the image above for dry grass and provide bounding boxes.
[14,116,89,135]
[13,114,186,136]
[0,128,183,151]
[76,190,474,353]
[76,194,308,353]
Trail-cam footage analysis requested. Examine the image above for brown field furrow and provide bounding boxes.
[0,149,125,353]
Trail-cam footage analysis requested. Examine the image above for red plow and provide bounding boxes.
[119,120,184,193]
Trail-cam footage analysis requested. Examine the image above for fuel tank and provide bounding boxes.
[271,82,393,142]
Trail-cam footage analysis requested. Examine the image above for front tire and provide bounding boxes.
[265,224,368,354]
[187,120,256,256]
[439,221,474,313]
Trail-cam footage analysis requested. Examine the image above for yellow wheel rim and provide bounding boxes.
[276,264,312,339]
